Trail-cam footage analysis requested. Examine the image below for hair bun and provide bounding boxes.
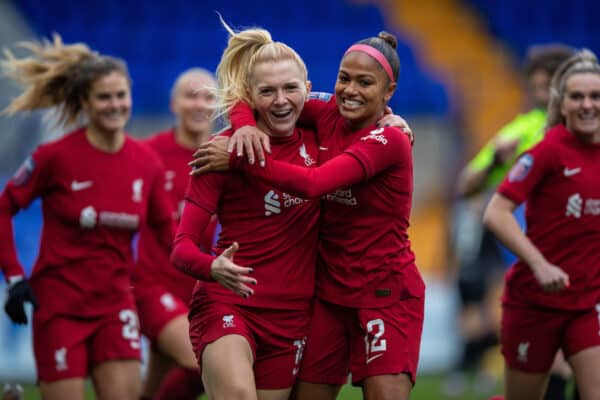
[378,31,397,50]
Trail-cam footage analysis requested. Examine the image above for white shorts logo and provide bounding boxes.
[55,347,68,371]
[223,315,235,328]
[517,342,530,363]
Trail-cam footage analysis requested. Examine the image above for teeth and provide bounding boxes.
[272,110,291,117]
[343,99,361,108]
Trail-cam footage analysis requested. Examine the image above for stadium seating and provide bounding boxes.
[14,0,449,116]
[468,0,600,57]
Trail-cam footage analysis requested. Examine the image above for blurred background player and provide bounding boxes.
[0,35,174,400]
[447,43,576,399]
[483,49,600,400]
[131,68,218,400]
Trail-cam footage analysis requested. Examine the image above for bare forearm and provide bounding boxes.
[483,197,546,269]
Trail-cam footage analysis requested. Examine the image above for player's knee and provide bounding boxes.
[212,380,255,400]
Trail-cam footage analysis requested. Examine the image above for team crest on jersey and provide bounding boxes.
[508,154,533,182]
[298,143,315,166]
[12,156,35,186]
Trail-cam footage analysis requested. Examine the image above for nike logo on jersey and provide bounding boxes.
[563,167,581,177]
[318,146,329,151]
[71,180,93,191]
[366,353,384,364]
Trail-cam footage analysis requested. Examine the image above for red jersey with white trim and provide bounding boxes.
[498,124,600,310]
[0,128,173,318]
[132,129,215,303]
[230,96,424,308]
[185,128,319,310]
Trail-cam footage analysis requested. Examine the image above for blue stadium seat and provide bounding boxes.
[14,0,449,116]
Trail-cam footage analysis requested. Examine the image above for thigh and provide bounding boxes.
[188,298,256,372]
[500,304,562,373]
[297,299,349,386]
[33,315,92,382]
[90,308,142,367]
[350,296,424,386]
[568,345,600,400]
[202,335,256,400]
[504,365,549,400]
[39,378,86,400]
[157,314,197,369]
[92,360,141,400]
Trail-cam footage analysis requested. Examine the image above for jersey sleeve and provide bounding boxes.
[233,127,407,199]
[171,174,224,280]
[0,146,54,281]
[235,152,364,199]
[229,101,257,131]
[344,126,412,178]
[497,140,554,205]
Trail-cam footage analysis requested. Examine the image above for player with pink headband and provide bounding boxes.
[192,31,424,400]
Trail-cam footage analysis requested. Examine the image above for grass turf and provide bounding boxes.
[19,374,503,399]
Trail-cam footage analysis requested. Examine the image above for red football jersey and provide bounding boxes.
[175,127,320,310]
[230,97,424,308]
[499,124,600,310]
[132,129,216,303]
[0,128,173,318]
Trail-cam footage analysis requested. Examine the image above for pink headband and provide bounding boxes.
[344,44,395,82]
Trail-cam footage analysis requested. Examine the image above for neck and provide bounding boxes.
[85,126,125,153]
[175,126,210,149]
[347,112,383,132]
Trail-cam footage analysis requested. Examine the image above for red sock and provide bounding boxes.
[154,367,204,400]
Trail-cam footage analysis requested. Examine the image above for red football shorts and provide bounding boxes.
[501,302,600,373]
[299,296,424,386]
[134,282,188,346]
[32,308,142,382]
[189,295,311,389]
